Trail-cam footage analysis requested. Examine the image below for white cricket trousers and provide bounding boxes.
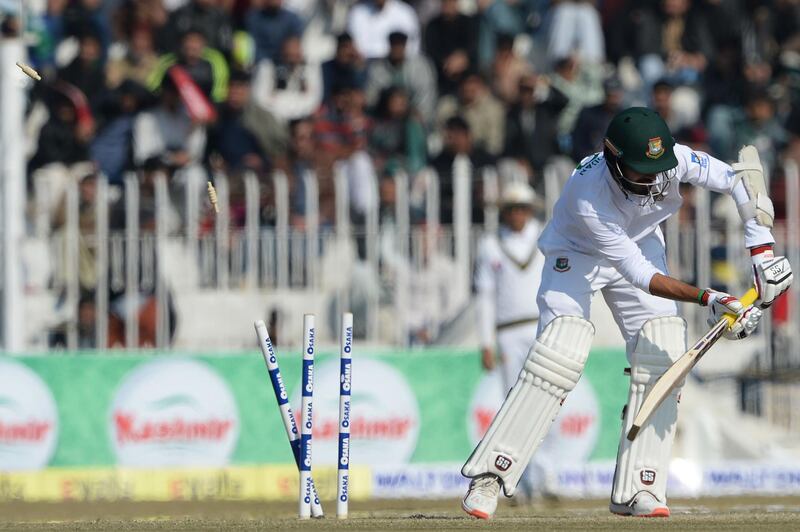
[497,323,539,391]
[537,232,678,357]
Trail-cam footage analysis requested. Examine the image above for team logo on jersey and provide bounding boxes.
[554,257,570,272]
[640,469,656,485]
[690,152,707,168]
[646,137,664,159]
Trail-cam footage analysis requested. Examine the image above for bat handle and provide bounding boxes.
[722,287,759,328]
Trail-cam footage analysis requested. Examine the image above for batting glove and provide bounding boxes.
[702,289,762,340]
[751,245,793,308]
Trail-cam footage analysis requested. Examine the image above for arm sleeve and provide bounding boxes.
[677,145,775,248]
[474,239,497,348]
[577,204,662,291]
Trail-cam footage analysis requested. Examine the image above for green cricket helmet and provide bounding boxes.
[603,107,679,204]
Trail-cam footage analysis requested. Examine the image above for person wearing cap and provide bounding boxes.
[475,181,544,384]
[473,181,545,501]
[461,107,792,519]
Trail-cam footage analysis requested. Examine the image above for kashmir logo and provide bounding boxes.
[294,359,420,465]
[554,257,570,272]
[0,361,59,471]
[110,359,239,467]
[494,455,512,471]
[640,469,656,485]
[646,137,664,159]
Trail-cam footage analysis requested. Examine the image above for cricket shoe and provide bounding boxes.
[609,491,670,517]
[462,474,501,519]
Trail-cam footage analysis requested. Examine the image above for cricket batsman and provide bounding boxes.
[461,107,793,518]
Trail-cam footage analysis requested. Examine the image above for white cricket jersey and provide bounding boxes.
[475,220,544,347]
[538,143,775,292]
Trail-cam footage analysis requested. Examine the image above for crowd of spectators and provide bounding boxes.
[5,0,800,345]
[11,0,800,229]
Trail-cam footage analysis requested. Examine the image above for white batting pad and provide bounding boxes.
[611,316,686,506]
[462,316,594,496]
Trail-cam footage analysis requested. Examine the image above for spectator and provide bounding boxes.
[148,28,230,103]
[701,36,747,113]
[133,75,207,174]
[475,0,529,70]
[252,35,323,123]
[107,165,178,348]
[634,0,714,89]
[90,80,151,185]
[106,26,160,89]
[431,116,495,224]
[424,0,479,96]
[163,0,234,56]
[245,0,304,63]
[548,55,604,151]
[322,33,367,103]
[545,0,605,67]
[347,0,421,60]
[206,70,270,176]
[286,118,321,227]
[571,75,625,160]
[62,0,112,52]
[505,74,568,185]
[365,31,437,121]
[728,89,788,171]
[313,83,377,218]
[29,0,68,69]
[369,87,427,176]
[437,72,506,156]
[650,78,687,134]
[111,0,169,49]
[57,30,107,108]
[30,89,93,173]
[490,32,533,105]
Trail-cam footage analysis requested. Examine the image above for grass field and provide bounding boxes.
[2,497,800,530]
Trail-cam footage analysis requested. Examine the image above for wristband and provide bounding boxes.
[750,244,773,256]
[698,289,709,306]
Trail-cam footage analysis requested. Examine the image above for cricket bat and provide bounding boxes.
[626,287,759,441]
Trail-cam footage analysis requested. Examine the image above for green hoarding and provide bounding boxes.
[2,347,627,470]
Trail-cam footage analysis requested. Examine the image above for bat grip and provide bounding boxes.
[722,287,759,328]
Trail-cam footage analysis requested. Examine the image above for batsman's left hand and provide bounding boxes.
[705,289,763,340]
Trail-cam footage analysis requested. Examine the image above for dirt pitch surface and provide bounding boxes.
[2,497,799,530]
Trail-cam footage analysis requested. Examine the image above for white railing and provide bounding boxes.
[21,157,800,361]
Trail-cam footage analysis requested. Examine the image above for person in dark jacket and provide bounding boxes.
[163,0,234,57]
[321,33,367,103]
[503,74,568,186]
[571,76,626,161]
[424,0,479,96]
[245,0,304,63]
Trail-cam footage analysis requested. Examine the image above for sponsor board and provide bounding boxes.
[372,464,469,498]
[6,348,626,468]
[110,359,239,467]
[0,465,372,502]
[294,358,420,466]
[371,461,800,499]
[0,360,58,471]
